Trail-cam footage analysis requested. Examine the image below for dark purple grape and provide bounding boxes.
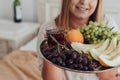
[78,64,83,70]
[88,64,95,71]
[92,61,100,68]
[68,59,74,64]
[66,59,73,66]
[52,53,59,58]
[41,47,49,53]
[83,66,88,71]
[77,56,83,63]
[73,64,78,69]
[61,47,66,51]
[69,65,74,69]
[81,57,88,65]
[71,53,77,59]
[56,57,63,64]
[47,54,53,60]
[87,59,93,65]
[51,58,57,63]
[43,51,51,57]
[59,54,66,61]
[62,62,66,67]
[82,54,88,58]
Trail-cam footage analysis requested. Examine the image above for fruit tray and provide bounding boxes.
[39,40,115,73]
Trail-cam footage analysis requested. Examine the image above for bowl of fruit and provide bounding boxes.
[39,21,120,73]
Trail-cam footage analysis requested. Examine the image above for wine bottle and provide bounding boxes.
[13,0,22,22]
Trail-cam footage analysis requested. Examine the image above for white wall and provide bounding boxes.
[0,0,38,22]
[103,0,120,27]
[38,0,61,24]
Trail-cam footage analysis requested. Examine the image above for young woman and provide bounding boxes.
[38,0,119,80]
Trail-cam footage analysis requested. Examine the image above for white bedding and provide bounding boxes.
[20,37,37,52]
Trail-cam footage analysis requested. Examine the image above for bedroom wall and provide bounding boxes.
[103,0,120,27]
[0,0,38,22]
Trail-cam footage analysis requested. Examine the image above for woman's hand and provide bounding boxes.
[96,68,117,80]
[42,60,64,80]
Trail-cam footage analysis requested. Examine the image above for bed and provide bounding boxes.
[20,36,37,52]
[0,36,43,80]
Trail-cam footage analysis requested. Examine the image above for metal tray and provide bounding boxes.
[38,40,116,73]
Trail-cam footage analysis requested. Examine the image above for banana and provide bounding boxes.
[96,39,110,51]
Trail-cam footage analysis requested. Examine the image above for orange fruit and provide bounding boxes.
[66,29,84,43]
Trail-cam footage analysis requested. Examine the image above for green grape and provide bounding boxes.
[103,31,108,35]
[98,29,102,33]
[94,27,98,30]
[89,21,94,25]
[87,35,90,38]
[100,22,106,27]
[86,31,90,35]
[88,25,92,28]
[78,21,120,44]
[93,37,97,41]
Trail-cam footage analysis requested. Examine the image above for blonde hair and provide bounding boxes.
[55,0,102,30]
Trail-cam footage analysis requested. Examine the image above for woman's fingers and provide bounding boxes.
[96,68,118,80]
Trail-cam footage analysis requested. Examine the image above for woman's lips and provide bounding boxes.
[76,6,88,12]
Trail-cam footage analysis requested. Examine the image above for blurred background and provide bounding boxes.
[0,0,120,24]
[0,0,120,80]
[0,0,38,22]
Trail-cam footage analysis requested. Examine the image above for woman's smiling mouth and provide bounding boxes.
[76,6,88,12]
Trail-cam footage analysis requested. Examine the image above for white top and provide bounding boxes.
[37,14,120,80]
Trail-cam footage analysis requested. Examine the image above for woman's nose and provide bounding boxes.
[79,0,89,5]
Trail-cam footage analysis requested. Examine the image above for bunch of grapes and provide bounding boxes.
[79,21,115,44]
[43,47,99,71]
